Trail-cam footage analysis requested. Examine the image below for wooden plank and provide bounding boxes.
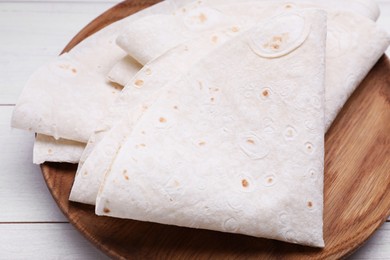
[0,2,119,104]
[0,107,67,222]
[349,222,390,259]
[0,223,109,259]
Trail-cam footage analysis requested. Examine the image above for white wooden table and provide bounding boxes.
[1,1,389,259]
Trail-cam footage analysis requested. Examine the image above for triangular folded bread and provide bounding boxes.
[11,54,120,143]
[96,9,327,247]
[193,0,380,20]
[108,0,380,86]
[16,0,185,162]
[115,2,390,130]
[116,0,379,68]
[69,1,390,205]
[70,29,242,204]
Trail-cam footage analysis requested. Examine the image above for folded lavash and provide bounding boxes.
[27,0,387,164]
[96,9,327,247]
[12,53,120,143]
[33,134,85,164]
[116,0,380,67]
[115,1,390,130]
[108,0,380,85]
[70,29,240,204]
[11,0,385,248]
[12,0,190,163]
[68,1,390,206]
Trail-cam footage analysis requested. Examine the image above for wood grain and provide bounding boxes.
[40,1,390,259]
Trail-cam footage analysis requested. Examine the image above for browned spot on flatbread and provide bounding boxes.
[173,105,179,110]
[103,207,111,214]
[262,90,269,97]
[273,36,283,42]
[246,139,255,145]
[242,179,249,188]
[198,141,206,146]
[198,13,207,23]
[271,43,280,50]
[211,35,218,43]
[123,170,129,181]
[71,68,77,74]
[159,117,167,123]
[110,82,123,90]
[231,26,239,32]
[135,79,144,87]
[267,177,274,184]
[48,149,53,154]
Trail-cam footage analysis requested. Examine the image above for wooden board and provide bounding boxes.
[41,1,390,259]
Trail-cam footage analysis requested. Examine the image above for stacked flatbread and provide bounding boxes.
[11,0,390,248]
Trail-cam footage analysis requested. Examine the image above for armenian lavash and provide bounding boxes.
[68,1,390,206]
[96,9,326,247]
[10,0,390,249]
[12,0,190,162]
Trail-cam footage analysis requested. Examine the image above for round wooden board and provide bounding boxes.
[41,1,390,259]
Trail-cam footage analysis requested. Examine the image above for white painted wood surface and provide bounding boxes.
[0,1,389,259]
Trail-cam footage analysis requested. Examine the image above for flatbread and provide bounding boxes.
[17,0,185,161]
[67,0,184,75]
[107,56,142,86]
[96,9,327,247]
[196,0,380,20]
[12,53,120,143]
[116,0,379,67]
[116,10,251,65]
[70,3,390,205]
[33,134,85,164]
[70,29,241,204]
[323,11,389,127]
[116,2,390,130]
[109,0,380,86]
